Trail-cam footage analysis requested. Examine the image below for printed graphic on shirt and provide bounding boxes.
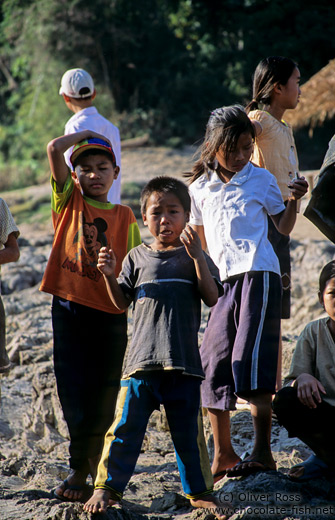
[74,214,107,265]
[62,212,110,283]
[40,179,141,313]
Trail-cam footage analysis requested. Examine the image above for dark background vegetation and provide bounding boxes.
[0,0,334,190]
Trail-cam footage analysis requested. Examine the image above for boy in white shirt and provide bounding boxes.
[59,68,121,204]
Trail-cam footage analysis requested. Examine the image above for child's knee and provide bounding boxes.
[273,386,296,410]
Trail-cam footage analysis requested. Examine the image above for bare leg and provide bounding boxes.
[227,392,276,476]
[207,408,240,481]
[276,329,283,391]
[84,488,119,513]
[0,297,10,373]
[249,392,276,467]
[190,494,231,520]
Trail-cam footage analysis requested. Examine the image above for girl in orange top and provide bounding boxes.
[246,56,302,389]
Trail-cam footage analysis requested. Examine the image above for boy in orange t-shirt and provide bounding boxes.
[40,130,141,501]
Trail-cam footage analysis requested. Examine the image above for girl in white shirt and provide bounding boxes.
[186,105,307,481]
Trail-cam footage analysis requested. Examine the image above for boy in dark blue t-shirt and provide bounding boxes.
[84,177,229,520]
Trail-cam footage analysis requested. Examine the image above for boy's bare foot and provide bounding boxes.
[190,495,232,520]
[83,488,119,513]
[54,469,88,501]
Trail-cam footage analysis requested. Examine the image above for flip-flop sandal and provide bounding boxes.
[213,457,243,482]
[213,470,226,483]
[53,478,91,502]
[289,454,335,482]
[226,460,274,478]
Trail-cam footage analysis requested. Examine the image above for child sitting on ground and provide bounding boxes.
[273,260,335,481]
[40,130,141,501]
[0,199,20,374]
[83,177,229,520]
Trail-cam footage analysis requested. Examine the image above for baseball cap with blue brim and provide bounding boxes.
[70,138,117,169]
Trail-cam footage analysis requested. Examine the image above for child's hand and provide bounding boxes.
[294,373,326,409]
[287,176,308,201]
[180,225,203,260]
[97,247,116,276]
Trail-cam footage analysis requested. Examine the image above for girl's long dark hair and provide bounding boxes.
[246,56,297,113]
[185,105,255,184]
[319,261,335,296]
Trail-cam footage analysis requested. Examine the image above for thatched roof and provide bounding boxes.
[285,59,335,135]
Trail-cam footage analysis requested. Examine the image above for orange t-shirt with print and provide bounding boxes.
[40,176,141,314]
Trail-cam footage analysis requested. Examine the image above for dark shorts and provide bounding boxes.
[200,271,282,410]
[268,215,291,319]
[273,386,335,444]
[52,296,127,472]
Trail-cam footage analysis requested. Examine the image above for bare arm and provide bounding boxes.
[97,247,130,311]
[0,232,19,265]
[271,177,308,235]
[181,225,218,307]
[47,130,112,191]
[190,224,207,251]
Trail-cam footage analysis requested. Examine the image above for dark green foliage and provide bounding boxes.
[0,0,334,187]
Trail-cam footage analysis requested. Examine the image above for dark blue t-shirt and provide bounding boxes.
[118,243,221,378]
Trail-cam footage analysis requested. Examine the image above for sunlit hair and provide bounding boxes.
[184,105,255,184]
[246,56,297,113]
[319,261,335,297]
[140,176,191,214]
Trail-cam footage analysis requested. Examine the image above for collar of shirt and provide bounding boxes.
[208,162,252,188]
[67,106,98,124]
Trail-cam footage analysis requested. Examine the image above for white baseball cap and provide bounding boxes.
[59,68,95,98]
